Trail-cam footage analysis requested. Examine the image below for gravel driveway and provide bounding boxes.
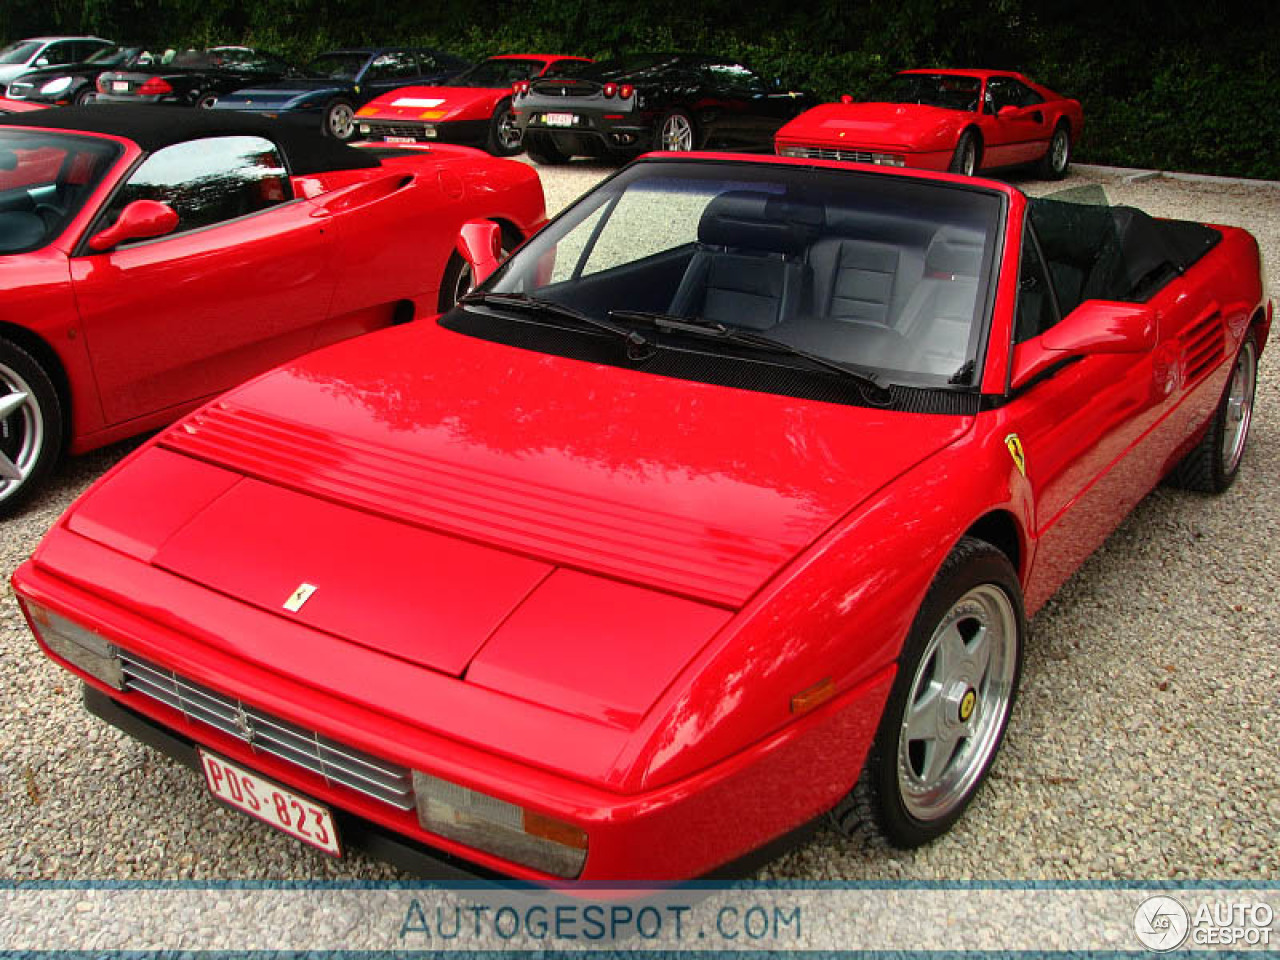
[1,160,1276,883]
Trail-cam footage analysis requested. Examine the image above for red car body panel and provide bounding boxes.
[776,69,1084,173]
[13,152,1269,884]
[0,97,48,113]
[0,119,544,457]
[356,54,591,143]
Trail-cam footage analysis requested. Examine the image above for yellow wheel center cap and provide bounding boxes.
[959,688,977,723]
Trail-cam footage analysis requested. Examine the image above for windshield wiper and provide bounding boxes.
[609,309,896,407]
[463,292,655,357]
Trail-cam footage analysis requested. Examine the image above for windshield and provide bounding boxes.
[873,73,982,111]
[551,54,680,81]
[85,46,131,66]
[468,159,1003,389]
[0,131,120,254]
[304,52,369,80]
[452,58,546,87]
[0,42,42,65]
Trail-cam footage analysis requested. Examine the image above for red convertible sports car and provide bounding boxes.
[355,54,591,156]
[776,69,1083,179]
[0,106,544,514]
[15,154,1266,884]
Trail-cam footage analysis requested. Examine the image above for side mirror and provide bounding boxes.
[455,218,503,287]
[1010,300,1156,390]
[88,199,179,252]
[35,57,50,68]
[840,94,854,104]
[997,105,1019,118]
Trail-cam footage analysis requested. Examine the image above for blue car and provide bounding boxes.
[212,47,469,140]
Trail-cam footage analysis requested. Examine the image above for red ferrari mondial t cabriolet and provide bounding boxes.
[15,155,1267,884]
[0,106,543,514]
[776,69,1082,180]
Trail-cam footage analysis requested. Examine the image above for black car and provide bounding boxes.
[92,46,293,109]
[513,52,815,164]
[7,45,152,106]
[211,47,469,141]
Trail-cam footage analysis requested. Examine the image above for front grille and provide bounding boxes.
[6,82,33,99]
[790,146,895,164]
[119,649,414,811]
[363,120,429,137]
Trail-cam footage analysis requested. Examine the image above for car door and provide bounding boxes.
[1000,215,1165,608]
[70,135,336,426]
[984,78,1052,166]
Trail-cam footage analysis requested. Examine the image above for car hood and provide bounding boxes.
[361,85,500,121]
[779,102,967,150]
[64,323,971,708]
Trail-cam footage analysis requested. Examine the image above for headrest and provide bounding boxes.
[0,211,46,254]
[925,226,984,277]
[698,190,812,254]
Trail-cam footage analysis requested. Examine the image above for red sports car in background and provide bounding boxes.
[15,154,1266,884]
[0,106,543,514]
[356,54,591,155]
[776,69,1083,179]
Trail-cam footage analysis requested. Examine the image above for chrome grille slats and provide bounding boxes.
[793,146,879,163]
[118,650,414,810]
[362,121,430,138]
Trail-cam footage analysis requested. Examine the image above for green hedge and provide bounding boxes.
[4,0,1276,179]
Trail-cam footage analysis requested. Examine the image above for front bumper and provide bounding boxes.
[358,117,489,148]
[92,93,179,106]
[775,140,950,171]
[14,532,890,885]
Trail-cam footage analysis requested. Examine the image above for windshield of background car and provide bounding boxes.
[0,130,120,254]
[0,42,42,65]
[875,73,981,111]
[304,52,368,80]
[466,159,1003,390]
[552,54,680,80]
[85,46,131,66]
[454,58,546,87]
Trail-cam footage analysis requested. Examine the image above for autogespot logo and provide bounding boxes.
[1134,895,1190,952]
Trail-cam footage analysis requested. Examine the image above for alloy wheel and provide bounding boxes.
[0,361,45,505]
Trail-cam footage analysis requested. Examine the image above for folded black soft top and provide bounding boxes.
[0,104,380,176]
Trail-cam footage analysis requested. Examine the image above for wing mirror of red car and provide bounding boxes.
[840,94,854,104]
[998,105,1021,119]
[1010,300,1156,390]
[89,200,180,252]
[456,219,504,287]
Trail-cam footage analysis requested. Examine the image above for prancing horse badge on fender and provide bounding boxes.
[1004,433,1027,477]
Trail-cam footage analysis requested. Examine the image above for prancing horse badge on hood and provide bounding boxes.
[283,583,317,612]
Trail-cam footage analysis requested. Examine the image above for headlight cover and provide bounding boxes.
[413,771,587,878]
[40,76,73,95]
[20,598,124,689]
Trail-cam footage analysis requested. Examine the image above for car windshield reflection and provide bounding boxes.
[472,158,1004,389]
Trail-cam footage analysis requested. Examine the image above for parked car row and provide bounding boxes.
[0,36,1084,176]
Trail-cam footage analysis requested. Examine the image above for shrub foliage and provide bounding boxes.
[3,0,1274,178]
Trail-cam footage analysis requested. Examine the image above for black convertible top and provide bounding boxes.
[0,105,380,175]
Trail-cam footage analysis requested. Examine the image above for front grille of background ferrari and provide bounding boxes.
[362,121,428,138]
[118,649,415,811]
[793,146,882,164]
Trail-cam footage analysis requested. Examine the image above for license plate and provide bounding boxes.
[385,136,417,143]
[112,81,129,92]
[544,112,575,127]
[198,750,341,856]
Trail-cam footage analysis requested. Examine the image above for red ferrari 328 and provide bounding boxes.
[776,69,1083,179]
[15,154,1267,885]
[0,106,544,514]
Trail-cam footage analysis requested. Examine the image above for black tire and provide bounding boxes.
[831,536,1025,848]
[949,130,980,176]
[523,131,570,165]
[194,91,218,109]
[653,108,696,152]
[324,99,357,141]
[73,86,95,106]
[0,337,63,518]
[1036,121,1072,180]
[484,98,522,156]
[1167,333,1258,493]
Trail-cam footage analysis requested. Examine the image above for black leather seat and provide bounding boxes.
[669,191,813,330]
